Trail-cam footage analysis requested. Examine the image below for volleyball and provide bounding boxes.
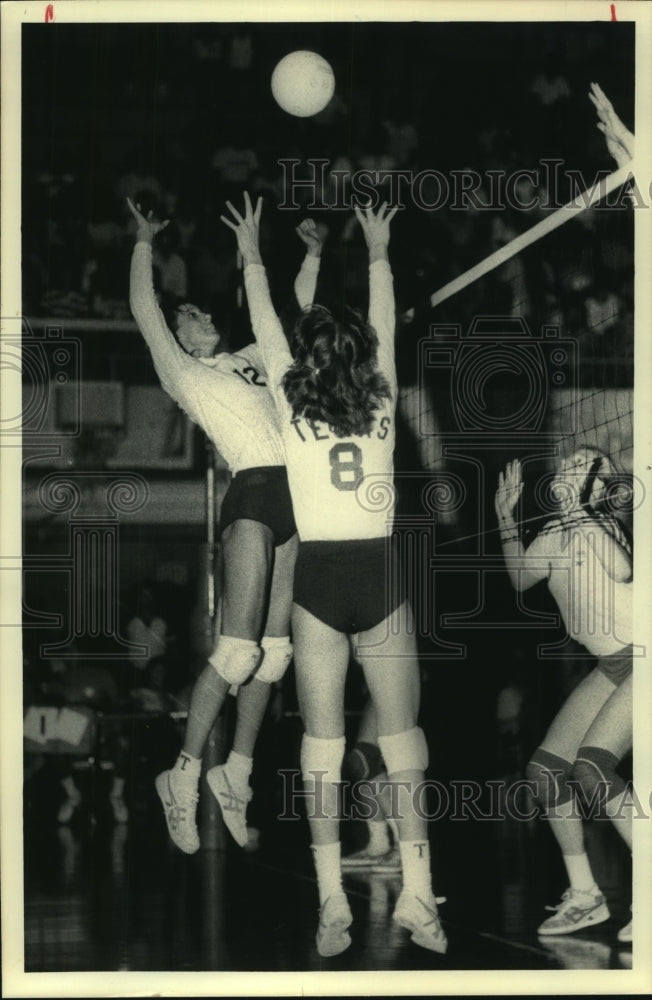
[271,50,335,117]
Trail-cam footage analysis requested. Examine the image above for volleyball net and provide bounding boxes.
[399,160,636,521]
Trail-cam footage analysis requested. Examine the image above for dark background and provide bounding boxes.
[20,17,635,834]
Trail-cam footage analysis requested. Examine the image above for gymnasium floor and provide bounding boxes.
[22,724,634,977]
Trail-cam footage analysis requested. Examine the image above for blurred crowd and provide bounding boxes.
[22,23,633,372]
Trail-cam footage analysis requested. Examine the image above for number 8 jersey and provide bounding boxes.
[243,259,397,541]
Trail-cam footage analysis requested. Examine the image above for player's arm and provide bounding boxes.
[495,460,550,591]
[294,218,323,310]
[221,192,293,391]
[126,198,196,398]
[354,201,400,380]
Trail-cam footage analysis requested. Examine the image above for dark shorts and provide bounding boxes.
[596,645,633,686]
[219,466,296,546]
[293,536,406,634]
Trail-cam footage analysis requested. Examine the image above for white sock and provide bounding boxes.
[564,852,598,893]
[366,819,391,855]
[399,839,433,897]
[225,750,253,787]
[312,842,343,905]
[173,752,201,782]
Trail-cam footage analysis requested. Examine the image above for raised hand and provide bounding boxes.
[354,200,399,256]
[126,197,170,243]
[295,217,323,257]
[495,460,524,522]
[220,191,263,266]
[589,82,635,168]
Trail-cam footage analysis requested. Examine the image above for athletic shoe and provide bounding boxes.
[57,790,81,824]
[342,847,401,872]
[206,764,252,848]
[617,918,632,943]
[109,794,129,824]
[316,892,353,957]
[155,769,200,854]
[537,888,609,936]
[393,891,448,953]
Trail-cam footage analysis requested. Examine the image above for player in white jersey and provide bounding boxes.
[494,85,637,946]
[222,193,447,958]
[496,447,634,942]
[127,198,321,854]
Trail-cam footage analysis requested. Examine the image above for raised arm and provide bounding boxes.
[128,199,186,379]
[221,192,293,393]
[495,460,550,591]
[127,198,212,420]
[354,201,399,381]
[294,218,323,310]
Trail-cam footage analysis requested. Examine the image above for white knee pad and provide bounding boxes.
[378,726,428,776]
[256,636,293,684]
[208,635,262,686]
[300,734,346,787]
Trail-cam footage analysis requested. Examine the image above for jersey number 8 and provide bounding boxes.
[329,442,364,491]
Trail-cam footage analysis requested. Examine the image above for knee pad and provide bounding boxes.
[208,635,262,686]
[572,745,626,804]
[300,734,346,787]
[377,726,428,776]
[342,741,385,783]
[255,636,293,684]
[525,748,574,807]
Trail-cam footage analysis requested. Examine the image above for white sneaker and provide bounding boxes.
[316,892,352,957]
[206,765,252,848]
[393,891,448,953]
[155,770,199,854]
[537,888,609,936]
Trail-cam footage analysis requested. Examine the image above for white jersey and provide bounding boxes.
[244,259,397,541]
[528,514,632,657]
[129,241,318,475]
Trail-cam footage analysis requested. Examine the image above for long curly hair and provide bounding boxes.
[282,304,392,437]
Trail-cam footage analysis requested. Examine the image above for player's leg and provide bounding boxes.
[526,666,617,935]
[572,673,633,942]
[156,518,273,853]
[355,599,447,954]
[341,696,399,867]
[292,601,353,957]
[209,531,298,846]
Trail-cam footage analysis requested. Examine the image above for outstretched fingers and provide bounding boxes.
[221,192,262,230]
[224,200,244,224]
